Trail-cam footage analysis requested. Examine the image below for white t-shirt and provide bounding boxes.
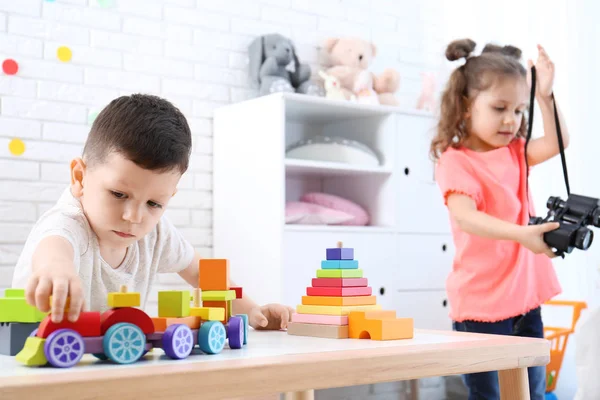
[11,187,195,313]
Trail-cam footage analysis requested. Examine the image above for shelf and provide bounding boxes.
[284,224,397,234]
[279,92,434,123]
[285,158,392,177]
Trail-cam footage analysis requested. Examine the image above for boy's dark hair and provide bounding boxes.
[83,94,192,174]
[430,38,528,160]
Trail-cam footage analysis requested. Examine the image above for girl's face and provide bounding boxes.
[465,76,529,152]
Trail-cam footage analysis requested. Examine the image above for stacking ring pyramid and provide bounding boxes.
[287,242,414,340]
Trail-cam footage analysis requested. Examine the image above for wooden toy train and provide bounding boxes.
[0,258,247,368]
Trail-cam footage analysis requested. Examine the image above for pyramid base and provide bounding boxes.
[287,322,349,339]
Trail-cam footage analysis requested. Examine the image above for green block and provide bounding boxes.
[5,289,25,298]
[201,290,236,301]
[316,269,363,278]
[0,298,47,323]
[158,290,190,318]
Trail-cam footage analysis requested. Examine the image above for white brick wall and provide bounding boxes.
[0,0,446,312]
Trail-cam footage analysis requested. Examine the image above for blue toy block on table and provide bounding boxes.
[326,241,354,260]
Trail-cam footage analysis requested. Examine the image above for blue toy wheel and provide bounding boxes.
[103,322,146,364]
[43,328,85,368]
[162,324,194,359]
[237,314,249,344]
[545,392,558,400]
[198,321,226,354]
[227,316,244,349]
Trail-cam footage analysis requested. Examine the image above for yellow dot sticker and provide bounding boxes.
[9,138,25,156]
[57,46,72,62]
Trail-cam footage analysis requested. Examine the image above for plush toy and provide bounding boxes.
[248,33,323,97]
[416,72,436,111]
[322,37,400,106]
[318,70,348,101]
[352,70,379,105]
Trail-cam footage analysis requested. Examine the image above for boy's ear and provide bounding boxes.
[70,157,86,197]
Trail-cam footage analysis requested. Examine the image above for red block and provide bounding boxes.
[311,278,368,288]
[231,286,243,299]
[306,286,372,297]
[37,312,101,339]
[100,307,155,335]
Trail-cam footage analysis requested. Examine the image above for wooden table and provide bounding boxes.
[0,328,549,400]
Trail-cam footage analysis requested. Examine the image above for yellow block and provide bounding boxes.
[190,306,225,321]
[316,269,363,278]
[296,304,381,316]
[302,295,377,306]
[108,292,141,308]
[201,290,236,301]
[15,337,47,366]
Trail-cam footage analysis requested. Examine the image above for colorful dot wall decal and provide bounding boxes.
[57,46,72,62]
[88,111,99,126]
[2,59,18,75]
[97,0,116,7]
[9,138,25,156]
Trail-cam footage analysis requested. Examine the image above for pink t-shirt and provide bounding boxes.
[435,138,561,323]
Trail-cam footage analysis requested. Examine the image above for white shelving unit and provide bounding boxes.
[213,92,454,333]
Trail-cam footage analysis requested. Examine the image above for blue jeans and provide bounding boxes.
[453,307,546,400]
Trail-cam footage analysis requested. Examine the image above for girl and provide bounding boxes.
[432,38,569,400]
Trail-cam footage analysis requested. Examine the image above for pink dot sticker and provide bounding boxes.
[2,59,18,75]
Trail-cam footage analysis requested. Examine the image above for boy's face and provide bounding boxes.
[70,152,181,250]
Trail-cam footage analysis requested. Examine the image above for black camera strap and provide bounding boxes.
[524,66,571,220]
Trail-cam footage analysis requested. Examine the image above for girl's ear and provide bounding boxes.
[70,157,86,198]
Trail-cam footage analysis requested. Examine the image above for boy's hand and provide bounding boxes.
[528,44,555,99]
[248,303,295,330]
[516,222,560,258]
[25,265,85,323]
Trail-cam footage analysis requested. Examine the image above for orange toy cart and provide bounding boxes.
[543,300,588,396]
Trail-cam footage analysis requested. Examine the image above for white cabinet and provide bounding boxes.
[213,92,453,331]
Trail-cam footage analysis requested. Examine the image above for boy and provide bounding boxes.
[11,94,294,329]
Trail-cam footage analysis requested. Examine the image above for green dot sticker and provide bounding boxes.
[97,0,116,7]
[9,138,25,156]
[88,111,99,126]
[57,46,72,62]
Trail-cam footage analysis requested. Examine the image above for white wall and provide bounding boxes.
[0,0,447,312]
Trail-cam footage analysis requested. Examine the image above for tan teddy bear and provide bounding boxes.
[322,37,400,106]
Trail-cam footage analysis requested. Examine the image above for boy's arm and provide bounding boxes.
[25,235,85,323]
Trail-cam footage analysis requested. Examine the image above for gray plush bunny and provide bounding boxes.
[248,33,323,96]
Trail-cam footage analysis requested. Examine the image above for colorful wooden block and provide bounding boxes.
[203,301,228,323]
[302,295,377,307]
[311,278,368,287]
[231,286,243,299]
[306,286,372,297]
[4,289,25,297]
[189,307,225,321]
[48,295,71,313]
[316,269,363,278]
[100,307,155,335]
[291,313,348,325]
[0,297,47,323]
[296,304,381,316]
[37,311,101,338]
[287,322,349,339]
[321,260,359,269]
[326,247,354,260]
[349,310,414,340]
[152,316,202,332]
[108,292,140,308]
[201,290,236,301]
[0,322,39,356]
[199,258,230,291]
[15,336,47,366]
[158,290,190,318]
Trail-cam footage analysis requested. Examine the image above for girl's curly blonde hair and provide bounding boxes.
[430,38,528,160]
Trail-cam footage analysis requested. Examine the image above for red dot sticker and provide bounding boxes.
[2,59,18,75]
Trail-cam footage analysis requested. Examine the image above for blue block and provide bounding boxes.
[321,260,359,269]
[326,247,354,260]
